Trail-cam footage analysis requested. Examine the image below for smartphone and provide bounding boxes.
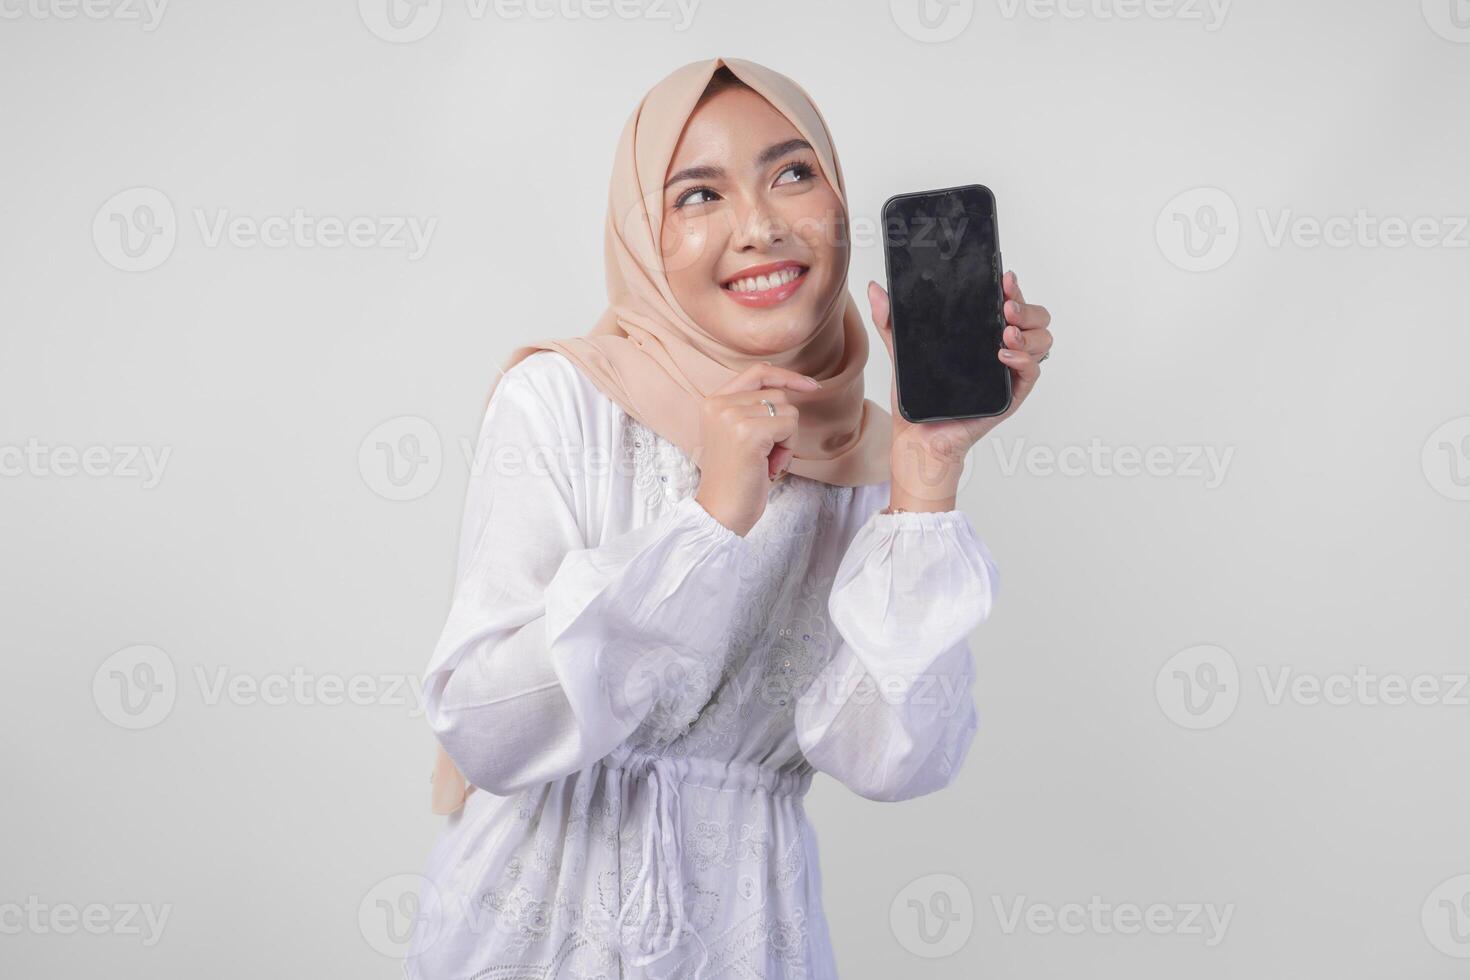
[881,184,1011,423]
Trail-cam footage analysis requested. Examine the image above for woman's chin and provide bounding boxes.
[703,294,829,355]
[723,318,823,356]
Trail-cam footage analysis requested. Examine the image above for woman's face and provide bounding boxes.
[660,84,848,357]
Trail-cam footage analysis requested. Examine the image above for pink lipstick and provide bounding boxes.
[720,260,809,309]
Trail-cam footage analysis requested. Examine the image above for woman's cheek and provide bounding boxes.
[660,215,715,275]
[792,202,846,266]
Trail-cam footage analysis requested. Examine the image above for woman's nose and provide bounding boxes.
[729,198,787,251]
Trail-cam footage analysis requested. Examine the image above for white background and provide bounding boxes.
[3,0,1469,976]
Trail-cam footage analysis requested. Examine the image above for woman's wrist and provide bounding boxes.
[888,442,963,513]
[884,490,958,514]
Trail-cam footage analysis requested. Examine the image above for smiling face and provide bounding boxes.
[659,78,849,358]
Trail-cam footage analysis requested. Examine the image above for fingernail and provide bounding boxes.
[804,375,823,388]
[999,349,1018,360]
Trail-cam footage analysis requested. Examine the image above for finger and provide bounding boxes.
[997,346,1042,398]
[734,408,799,444]
[1004,300,1051,331]
[768,440,794,480]
[1002,270,1026,307]
[1004,325,1053,357]
[740,396,799,420]
[867,280,895,358]
[867,280,892,330]
[715,362,824,396]
[739,413,799,477]
[731,387,791,406]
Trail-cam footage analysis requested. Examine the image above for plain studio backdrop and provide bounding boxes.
[3,1,1469,977]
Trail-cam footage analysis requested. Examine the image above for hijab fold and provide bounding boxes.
[431,56,891,814]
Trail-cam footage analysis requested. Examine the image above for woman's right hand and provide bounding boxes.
[693,362,823,536]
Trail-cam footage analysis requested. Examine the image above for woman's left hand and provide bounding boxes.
[867,270,1052,512]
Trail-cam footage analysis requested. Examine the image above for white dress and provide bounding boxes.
[405,350,999,980]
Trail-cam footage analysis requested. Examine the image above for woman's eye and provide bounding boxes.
[675,187,719,209]
[774,161,815,187]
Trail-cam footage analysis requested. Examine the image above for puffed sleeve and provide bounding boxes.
[794,487,998,802]
[424,353,749,797]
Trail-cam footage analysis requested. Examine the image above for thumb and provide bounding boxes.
[768,440,794,480]
[1003,356,1038,414]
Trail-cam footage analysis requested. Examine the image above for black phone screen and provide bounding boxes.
[881,184,1011,422]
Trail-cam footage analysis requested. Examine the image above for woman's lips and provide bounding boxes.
[720,262,809,309]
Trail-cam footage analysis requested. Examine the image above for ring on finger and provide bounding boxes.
[759,398,777,417]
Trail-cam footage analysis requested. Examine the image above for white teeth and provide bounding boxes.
[727,267,803,292]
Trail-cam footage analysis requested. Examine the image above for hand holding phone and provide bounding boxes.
[881,184,1011,423]
[870,184,1054,510]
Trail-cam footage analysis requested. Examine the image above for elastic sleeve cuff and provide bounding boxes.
[828,506,998,683]
[867,507,975,533]
[675,493,746,550]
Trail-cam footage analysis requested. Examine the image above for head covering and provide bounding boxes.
[430,56,890,815]
[505,54,890,483]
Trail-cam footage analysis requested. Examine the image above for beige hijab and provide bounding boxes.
[430,56,891,814]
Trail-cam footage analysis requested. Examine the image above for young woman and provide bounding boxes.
[406,56,1053,980]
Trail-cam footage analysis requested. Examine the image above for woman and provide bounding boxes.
[406,56,1053,979]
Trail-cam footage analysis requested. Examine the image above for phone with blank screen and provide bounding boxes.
[881,184,1011,423]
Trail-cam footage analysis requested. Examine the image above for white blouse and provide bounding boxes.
[406,350,999,980]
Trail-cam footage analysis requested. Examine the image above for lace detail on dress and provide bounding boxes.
[621,413,700,518]
[629,654,720,751]
[566,774,620,854]
[617,413,857,761]
[467,878,627,979]
[709,478,849,734]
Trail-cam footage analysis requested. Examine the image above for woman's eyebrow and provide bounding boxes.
[664,138,814,189]
[755,138,812,168]
[664,163,723,188]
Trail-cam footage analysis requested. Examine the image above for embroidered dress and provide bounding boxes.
[406,350,998,980]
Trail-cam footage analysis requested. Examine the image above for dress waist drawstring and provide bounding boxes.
[603,747,812,979]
